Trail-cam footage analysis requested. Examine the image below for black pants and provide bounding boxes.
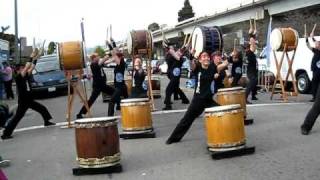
[3,99,52,136]
[246,73,258,99]
[301,83,320,131]
[164,77,188,105]
[167,95,219,142]
[4,80,14,99]
[78,84,115,116]
[130,87,147,98]
[116,85,128,108]
[0,103,10,128]
[108,86,125,116]
[311,72,320,99]
[231,74,242,87]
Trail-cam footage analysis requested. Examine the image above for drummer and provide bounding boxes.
[76,53,115,119]
[227,49,243,87]
[244,23,259,104]
[130,56,147,98]
[166,50,228,144]
[211,51,228,91]
[162,45,190,110]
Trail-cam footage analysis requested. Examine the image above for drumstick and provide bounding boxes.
[182,34,188,48]
[233,39,237,51]
[304,24,307,37]
[193,34,198,54]
[110,24,112,39]
[254,19,257,34]
[311,24,317,35]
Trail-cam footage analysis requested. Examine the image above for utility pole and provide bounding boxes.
[14,0,20,64]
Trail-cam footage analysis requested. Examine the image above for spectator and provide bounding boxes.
[1,62,14,99]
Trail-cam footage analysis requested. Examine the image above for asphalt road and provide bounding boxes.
[1,75,319,180]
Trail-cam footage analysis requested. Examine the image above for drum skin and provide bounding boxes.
[270,28,299,51]
[205,106,245,150]
[59,41,84,70]
[191,26,223,58]
[75,118,120,168]
[120,99,152,131]
[216,88,246,115]
[127,30,153,55]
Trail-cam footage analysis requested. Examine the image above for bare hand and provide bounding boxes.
[214,73,219,79]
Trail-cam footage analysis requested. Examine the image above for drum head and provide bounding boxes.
[205,104,241,113]
[292,28,299,47]
[127,31,133,55]
[218,87,244,92]
[192,27,205,58]
[121,98,149,103]
[271,29,282,51]
[75,117,118,124]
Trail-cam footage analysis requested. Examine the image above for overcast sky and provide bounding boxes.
[0,0,253,47]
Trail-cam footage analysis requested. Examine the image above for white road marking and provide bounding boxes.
[10,102,307,133]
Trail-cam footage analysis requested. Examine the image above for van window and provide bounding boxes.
[35,60,60,73]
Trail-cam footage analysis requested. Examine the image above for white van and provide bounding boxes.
[259,36,319,94]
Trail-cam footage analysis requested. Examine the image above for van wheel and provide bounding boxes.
[297,73,311,94]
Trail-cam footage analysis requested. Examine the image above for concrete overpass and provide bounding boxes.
[151,0,320,59]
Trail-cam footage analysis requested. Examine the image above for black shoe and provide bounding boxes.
[165,138,180,145]
[1,134,13,140]
[251,96,258,101]
[246,100,252,104]
[76,114,84,119]
[181,99,190,104]
[44,121,56,126]
[301,127,310,135]
[162,105,172,110]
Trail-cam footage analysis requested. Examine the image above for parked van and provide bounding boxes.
[259,36,319,94]
[30,54,67,94]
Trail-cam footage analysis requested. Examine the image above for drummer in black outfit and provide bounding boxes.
[164,44,181,101]
[244,27,259,104]
[1,48,55,140]
[166,50,228,144]
[77,53,115,119]
[211,51,227,91]
[163,46,190,110]
[109,51,128,114]
[306,32,320,102]
[130,57,147,98]
[228,50,243,87]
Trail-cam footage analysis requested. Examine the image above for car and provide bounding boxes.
[30,54,67,94]
[159,61,168,74]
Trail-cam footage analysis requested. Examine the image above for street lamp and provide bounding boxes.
[14,0,20,64]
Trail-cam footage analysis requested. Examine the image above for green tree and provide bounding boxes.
[148,23,160,32]
[47,41,56,55]
[94,46,105,57]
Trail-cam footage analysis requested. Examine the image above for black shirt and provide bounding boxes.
[246,50,258,76]
[228,56,243,77]
[133,69,145,88]
[90,62,106,88]
[114,59,126,88]
[193,63,218,99]
[166,54,183,78]
[15,73,32,101]
[311,48,320,73]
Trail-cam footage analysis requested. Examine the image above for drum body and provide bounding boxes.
[216,87,246,115]
[205,104,245,151]
[270,28,299,51]
[127,30,153,55]
[75,117,120,168]
[144,76,161,97]
[120,98,152,133]
[59,41,84,70]
[191,26,223,58]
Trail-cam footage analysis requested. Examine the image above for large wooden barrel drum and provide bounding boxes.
[59,41,85,70]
